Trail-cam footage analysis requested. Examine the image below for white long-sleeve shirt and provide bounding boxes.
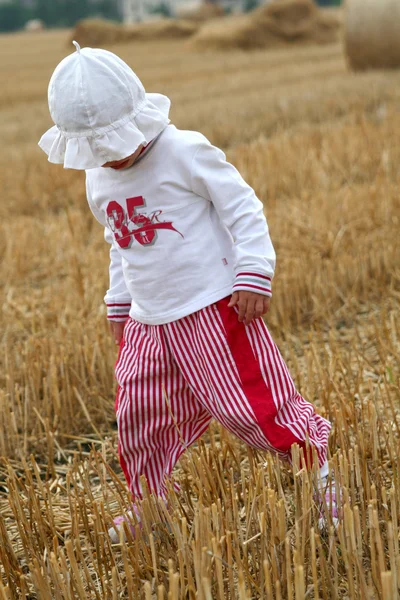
[85,125,276,325]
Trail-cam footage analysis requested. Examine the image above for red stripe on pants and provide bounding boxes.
[114,298,331,499]
[216,298,319,467]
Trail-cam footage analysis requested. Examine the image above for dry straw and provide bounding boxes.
[1,26,400,599]
[71,18,199,47]
[191,0,341,51]
[345,0,400,70]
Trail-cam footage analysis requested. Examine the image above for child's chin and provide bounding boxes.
[112,160,131,170]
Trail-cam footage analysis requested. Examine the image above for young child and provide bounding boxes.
[39,42,337,539]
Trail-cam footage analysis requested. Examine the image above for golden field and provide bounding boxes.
[0,26,400,599]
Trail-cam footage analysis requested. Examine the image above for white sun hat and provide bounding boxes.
[38,41,171,170]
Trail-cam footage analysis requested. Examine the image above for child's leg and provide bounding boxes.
[115,318,212,499]
[165,297,331,470]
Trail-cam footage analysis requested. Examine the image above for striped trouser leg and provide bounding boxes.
[114,318,212,499]
[166,297,331,469]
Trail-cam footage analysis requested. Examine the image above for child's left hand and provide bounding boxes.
[228,291,271,325]
[109,320,126,345]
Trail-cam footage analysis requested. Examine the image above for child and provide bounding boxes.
[39,42,337,539]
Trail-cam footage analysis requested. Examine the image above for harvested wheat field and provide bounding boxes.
[0,25,400,599]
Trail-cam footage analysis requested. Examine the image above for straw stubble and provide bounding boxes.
[0,26,399,599]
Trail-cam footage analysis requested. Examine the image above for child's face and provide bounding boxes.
[102,145,143,170]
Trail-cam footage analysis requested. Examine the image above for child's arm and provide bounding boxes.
[191,140,275,324]
[86,179,132,343]
[104,228,132,341]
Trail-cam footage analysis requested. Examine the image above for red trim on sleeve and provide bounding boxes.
[232,284,272,294]
[106,303,132,307]
[236,272,272,282]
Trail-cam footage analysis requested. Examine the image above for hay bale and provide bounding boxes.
[190,14,284,51]
[311,9,343,45]
[71,19,126,46]
[131,19,199,39]
[345,0,400,70]
[253,0,318,39]
[71,18,199,48]
[191,0,341,51]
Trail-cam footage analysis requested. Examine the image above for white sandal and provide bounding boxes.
[108,504,142,543]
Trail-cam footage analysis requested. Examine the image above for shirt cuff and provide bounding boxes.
[106,301,131,322]
[232,271,272,297]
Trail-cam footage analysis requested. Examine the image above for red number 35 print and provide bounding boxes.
[106,196,182,249]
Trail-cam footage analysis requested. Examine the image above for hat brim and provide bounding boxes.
[38,93,171,170]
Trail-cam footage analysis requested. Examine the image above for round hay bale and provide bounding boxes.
[70,18,199,48]
[345,0,400,70]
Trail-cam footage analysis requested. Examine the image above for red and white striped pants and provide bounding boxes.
[115,297,331,499]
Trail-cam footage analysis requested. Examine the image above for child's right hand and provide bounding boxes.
[109,321,126,345]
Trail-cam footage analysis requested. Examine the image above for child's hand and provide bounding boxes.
[228,291,271,325]
[109,320,126,345]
